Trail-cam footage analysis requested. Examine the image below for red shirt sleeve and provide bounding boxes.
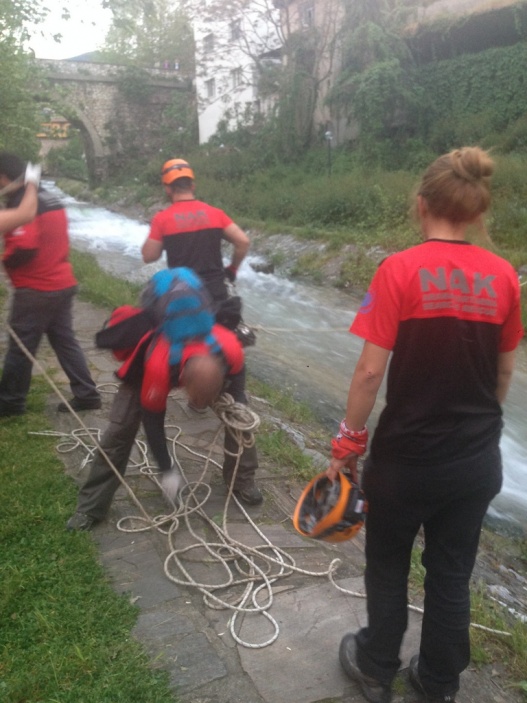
[499,276,524,352]
[350,259,402,350]
[147,212,164,243]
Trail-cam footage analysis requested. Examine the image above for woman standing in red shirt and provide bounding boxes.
[329,147,523,703]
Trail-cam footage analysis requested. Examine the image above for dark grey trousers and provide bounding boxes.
[76,382,259,520]
[0,286,99,412]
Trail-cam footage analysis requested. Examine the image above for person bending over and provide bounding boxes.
[67,267,262,532]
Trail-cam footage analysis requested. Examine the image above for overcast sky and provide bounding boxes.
[27,0,112,60]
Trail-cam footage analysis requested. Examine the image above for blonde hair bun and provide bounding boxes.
[419,146,494,223]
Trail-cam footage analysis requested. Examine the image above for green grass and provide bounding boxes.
[70,249,143,310]
[256,424,317,481]
[0,378,176,702]
[470,584,527,691]
[247,377,321,481]
[408,544,527,695]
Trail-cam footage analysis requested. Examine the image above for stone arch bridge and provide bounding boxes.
[35,59,192,184]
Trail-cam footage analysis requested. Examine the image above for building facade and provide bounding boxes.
[191,0,282,143]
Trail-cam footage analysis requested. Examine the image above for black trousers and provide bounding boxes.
[355,445,502,698]
[0,286,99,412]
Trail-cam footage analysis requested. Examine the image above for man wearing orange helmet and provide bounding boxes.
[139,160,260,504]
[141,158,250,322]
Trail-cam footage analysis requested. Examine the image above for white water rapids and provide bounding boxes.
[56,184,527,531]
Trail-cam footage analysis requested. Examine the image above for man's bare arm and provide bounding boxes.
[223,222,250,269]
[141,238,163,263]
[496,350,516,405]
[0,183,38,233]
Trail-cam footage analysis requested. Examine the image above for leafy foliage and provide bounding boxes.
[0,378,175,703]
[413,42,527,153]
[0,0,47,157]
[45,131,89,181]
[101,0,194,73]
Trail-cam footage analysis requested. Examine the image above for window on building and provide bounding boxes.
[203,33,214,53]
[230,19,241,41]
[205,77,216,99]
[231,67,243,89]
[300,1,314,28]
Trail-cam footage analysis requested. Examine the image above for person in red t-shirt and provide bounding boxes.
[141,158,250,321]
[67,267,262,532]
[329,147,523,703]
[0,152,100,417]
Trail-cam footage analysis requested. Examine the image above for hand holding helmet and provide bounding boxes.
[332,420,368,458]
[328,420,368,482]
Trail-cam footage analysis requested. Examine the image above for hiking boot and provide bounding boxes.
[339,633,392,703]
[67,512,98,531]
[408,655,457,702]
[233,484,263,506]
[58,396,102,413]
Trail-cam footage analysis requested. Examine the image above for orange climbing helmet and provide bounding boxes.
[161,158,195,185]
[293,471,367,543]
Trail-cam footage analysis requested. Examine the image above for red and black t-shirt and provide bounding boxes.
[2,188,77,291]
[351,239,524,465]
[147,200,232,300]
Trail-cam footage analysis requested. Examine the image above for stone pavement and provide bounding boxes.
[8,295,517,703]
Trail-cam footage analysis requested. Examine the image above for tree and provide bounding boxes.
[187,0,344,156]
[0,0,48,157]
[328,0,421,161]
[100,0,195,74]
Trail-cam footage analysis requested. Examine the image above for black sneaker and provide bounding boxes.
[66,512,98,531]
[339,633,392,703]
[58,397,102,413]
[233,484,263,505]
[408,655,457,702]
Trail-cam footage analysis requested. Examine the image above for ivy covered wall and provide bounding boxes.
[412,41,527,151]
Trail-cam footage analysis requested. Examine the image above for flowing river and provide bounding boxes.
[54,184,527,531]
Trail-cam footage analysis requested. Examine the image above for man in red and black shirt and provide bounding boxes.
[67,267,262,532]
[141,158,250,315]
[0,152,100,416]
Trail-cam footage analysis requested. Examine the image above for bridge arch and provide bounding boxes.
[35,59,192,185]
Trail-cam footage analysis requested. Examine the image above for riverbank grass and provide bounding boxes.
[0,377,176,703]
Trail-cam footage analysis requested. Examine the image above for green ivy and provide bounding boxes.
[116,66,154,103]
[414,42,527,151]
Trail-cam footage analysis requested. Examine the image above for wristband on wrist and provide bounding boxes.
[331,435,366,459]
[338,419,368,441]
